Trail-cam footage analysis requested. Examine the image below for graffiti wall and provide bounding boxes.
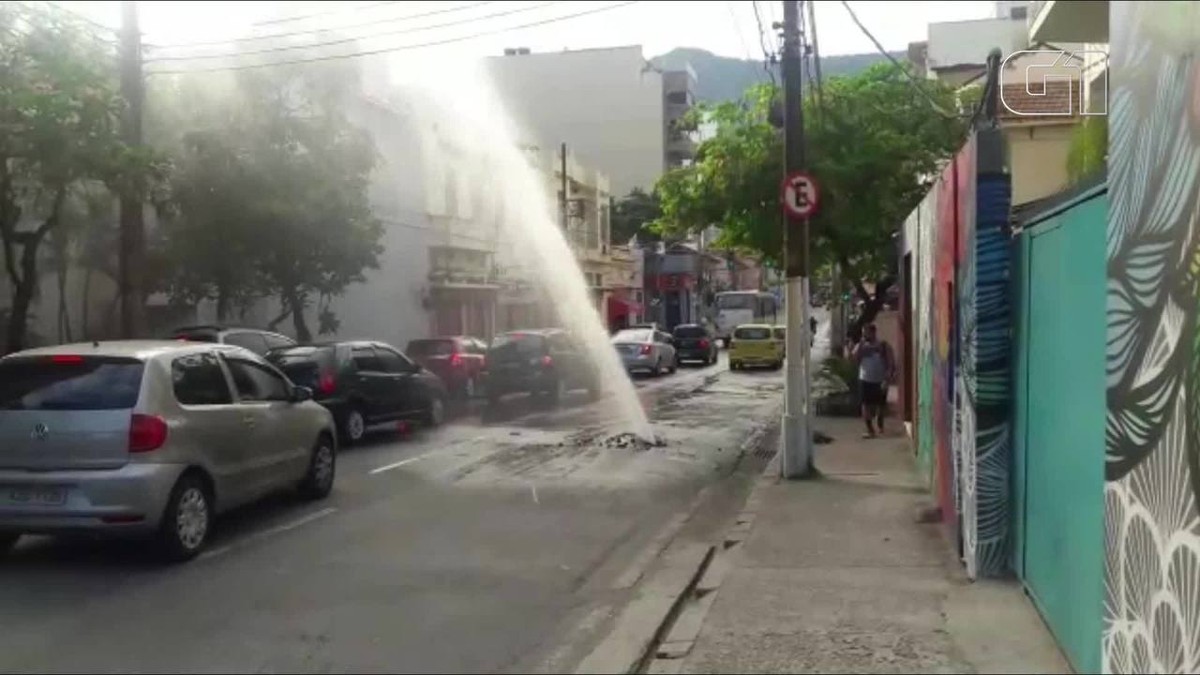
[914,182,938,488]
[1103,2,1200,672]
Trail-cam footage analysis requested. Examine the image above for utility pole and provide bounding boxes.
[781,0,813,478]
[118,0,145,338]
[560,142,569,231]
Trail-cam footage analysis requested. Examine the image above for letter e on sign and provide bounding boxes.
[781,172,819,219]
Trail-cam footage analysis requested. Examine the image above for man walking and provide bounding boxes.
[851,323,894,438]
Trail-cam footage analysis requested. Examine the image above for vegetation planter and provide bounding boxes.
[814,391,860,417]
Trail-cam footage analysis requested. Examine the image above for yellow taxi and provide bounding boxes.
[729,324,783,371]
[773,325,786,359]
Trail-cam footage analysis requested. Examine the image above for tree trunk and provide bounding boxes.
[284,286,311,343]
[81,267,92,339]
[6,277,35,354]
[57,261,71,343]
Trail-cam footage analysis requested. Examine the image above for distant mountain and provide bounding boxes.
[651,47,904,103]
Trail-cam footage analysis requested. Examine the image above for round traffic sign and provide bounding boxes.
[781,172,819,219]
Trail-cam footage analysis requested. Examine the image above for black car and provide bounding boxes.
[672,323,719,365]
[266,341,447,444]
[483,329,599,404]
[170,325,295,356]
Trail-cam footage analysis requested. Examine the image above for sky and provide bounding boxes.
[54,0,998,74]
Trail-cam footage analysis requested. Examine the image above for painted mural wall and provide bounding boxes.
[1103,2,1200,672]
[914,181,938,489]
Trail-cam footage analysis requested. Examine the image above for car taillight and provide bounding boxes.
[450,352,463,367]
[542,355,554,367]
[50,355,84,364]
[639,344,652,355]
[129,414,168,453]
[699,339,709,349]
[317,372,336,396]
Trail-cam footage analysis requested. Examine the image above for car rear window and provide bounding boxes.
[0,356,145,411]
[488,333,546,362]
[266,347,337,389]
[613,329,652,343]
[407,339,456,357]
[734,327,772,340]
[673,326,707,338]
[170,330,218,343]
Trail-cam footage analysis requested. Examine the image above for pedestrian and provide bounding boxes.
[851,322,894,439]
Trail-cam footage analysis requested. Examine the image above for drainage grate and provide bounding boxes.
[754,444,778,460]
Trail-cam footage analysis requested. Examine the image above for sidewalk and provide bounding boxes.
[665,414,1070,674]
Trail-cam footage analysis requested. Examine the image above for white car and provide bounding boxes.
[612,328,677,376]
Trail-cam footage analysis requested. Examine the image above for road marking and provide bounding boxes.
[200,506,337,560]
[369,453,432,475]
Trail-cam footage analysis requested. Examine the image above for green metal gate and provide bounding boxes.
[1012,186,1106,673]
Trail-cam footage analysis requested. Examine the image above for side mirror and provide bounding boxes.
[291,386,314,403]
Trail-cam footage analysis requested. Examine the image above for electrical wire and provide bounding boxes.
[250,1,403,27]
[145,1,497,52]
[805,0,825,116]
[146,1,559,63]
[145,1,641,77]
[750,0,777,89]
[37,1,119,35]
[16,1,120,45]
[726,0,762,83]
[838,0,956,120]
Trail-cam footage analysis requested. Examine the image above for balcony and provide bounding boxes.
[1029,0,1108,44]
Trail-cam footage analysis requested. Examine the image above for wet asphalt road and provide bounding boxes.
[0,352,787,674]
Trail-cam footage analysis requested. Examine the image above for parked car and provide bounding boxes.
[169,325,295,356]
[672,324,718,365]
[612,328,678,375]
[483,329,599,404]
[729,324,783,371]
[0,340,337,561]
[405,336,487,400]
[266,341,448,445]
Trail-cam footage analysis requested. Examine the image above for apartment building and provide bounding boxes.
[484,45,697,197]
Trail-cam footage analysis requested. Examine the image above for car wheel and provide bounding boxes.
[299,434,336,500]
[548,377,567,403]
[157,473,212,562]
[669,358,678,374]
[341,406,367,445]
[0,532,19,555]
[654,358,663,377]
[425,395,446,427]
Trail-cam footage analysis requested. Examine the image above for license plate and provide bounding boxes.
[7,486,67,506]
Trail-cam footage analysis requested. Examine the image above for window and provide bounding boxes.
[225,331,270,355]
[673,325,707,339]
[172,353,232,406]
[263,333,295,351]
[225,358,291,402]
[407,339,455,357]
[1010,6,1027,20]
[351,346,384,372]
[375,346,414,373]
[715,293,756,310]
[733,327,772,340]
[0,356,145,411]
[666,91,688,105]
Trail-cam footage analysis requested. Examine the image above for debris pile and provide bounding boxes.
[602,432,667,451]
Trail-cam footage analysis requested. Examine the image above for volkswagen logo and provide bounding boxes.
[31,423,49,441]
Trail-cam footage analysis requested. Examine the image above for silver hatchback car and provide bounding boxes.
[0,341,338,561]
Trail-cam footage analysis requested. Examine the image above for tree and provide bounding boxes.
[653,63,967,329]
[0,4,159,353]
[611,188,662,244]
[156,63,383,342]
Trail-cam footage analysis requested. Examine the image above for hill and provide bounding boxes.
[651,47,904,103]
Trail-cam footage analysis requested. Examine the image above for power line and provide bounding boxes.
[146,1,496,52]
[37,1,120,34]
[146,1,641,76]
[726,0,760,82]
[838,0,956,119]
[146,1,558,63]
[805,0,825,119]
[750,1,777,88]
[250,1,403,27]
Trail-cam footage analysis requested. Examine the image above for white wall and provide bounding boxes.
[928,17,1027,70]
[484,46,665,197]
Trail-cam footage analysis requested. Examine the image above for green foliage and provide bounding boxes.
[652,62,966,299]
[0,4,161,352]
[816,355,857,393]
[1066,116,1107,184]
[155,63,383,341]
[611,188,662,244]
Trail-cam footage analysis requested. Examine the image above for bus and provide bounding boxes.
[713,291,780,345]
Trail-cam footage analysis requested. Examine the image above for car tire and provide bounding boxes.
[340,406,367,446]
[669,358,678,374]
[157,473,212,563]
[547,377,566,403]
[654,358,663,377]
[0,532,19,555]
[425,394,446,427]
[299,434,336,501]
[731,361,740,371]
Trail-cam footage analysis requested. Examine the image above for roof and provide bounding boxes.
[4,340,219,361]
[997,81,1081,123]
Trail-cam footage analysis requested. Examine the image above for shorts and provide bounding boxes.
[859,380,887,406]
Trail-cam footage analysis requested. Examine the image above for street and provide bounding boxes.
[0,352,785,674]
